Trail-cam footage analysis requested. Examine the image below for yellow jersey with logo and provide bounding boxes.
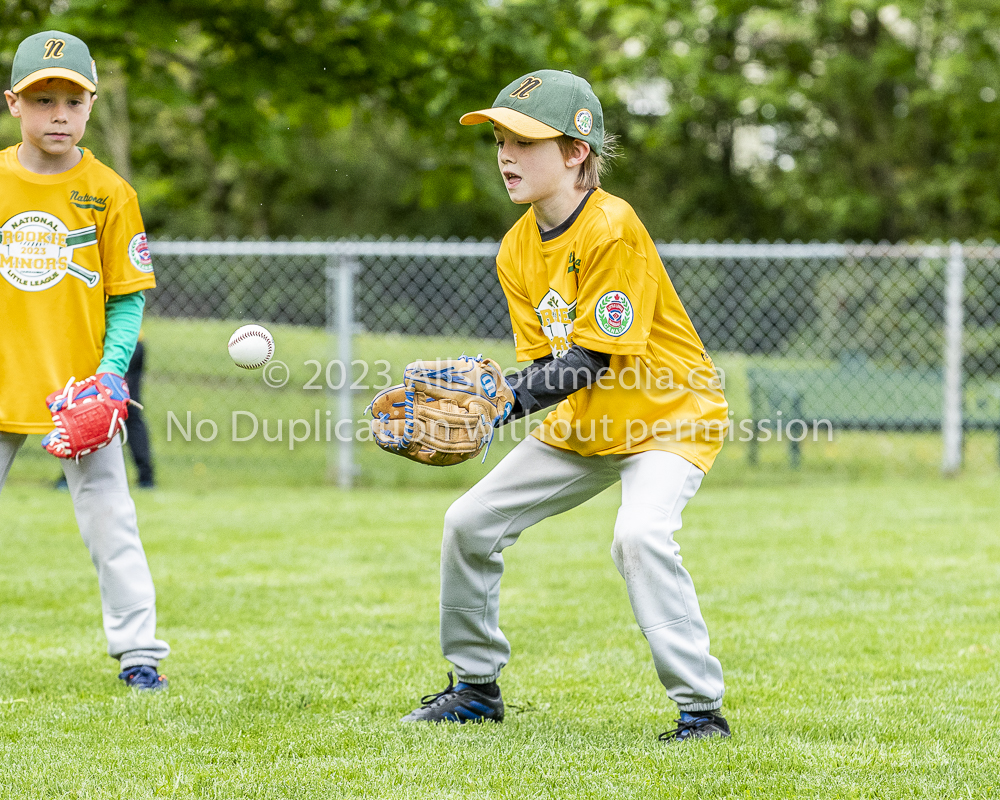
[0,146,155,433]
[496,189,728,472]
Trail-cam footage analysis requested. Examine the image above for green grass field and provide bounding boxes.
[2,476,999,798]
[2,320,999,798]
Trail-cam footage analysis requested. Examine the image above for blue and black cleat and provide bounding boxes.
[118,665,168,691]
[658,710,730,742]
[402,672,504,723]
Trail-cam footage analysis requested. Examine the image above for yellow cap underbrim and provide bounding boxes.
[459,107,562,139]
[12,68,96,94]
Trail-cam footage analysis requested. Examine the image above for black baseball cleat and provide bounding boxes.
[118,665,168,691]
[402,672,504,723]
[658,711,730,742]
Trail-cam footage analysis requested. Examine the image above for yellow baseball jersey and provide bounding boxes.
[0,146,155,433]
[497,189,728,472]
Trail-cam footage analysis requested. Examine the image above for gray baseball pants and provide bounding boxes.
[440,436,724,712]
[0,432,169,669]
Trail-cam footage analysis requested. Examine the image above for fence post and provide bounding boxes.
[326,256,358,488]
[941,241,965,475]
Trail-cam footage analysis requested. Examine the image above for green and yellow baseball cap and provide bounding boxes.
[11,31,98,93]
[461,69,604,155]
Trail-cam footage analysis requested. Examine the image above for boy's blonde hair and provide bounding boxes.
[557,133,619,190]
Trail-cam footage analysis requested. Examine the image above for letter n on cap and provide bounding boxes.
[510,77,542,99]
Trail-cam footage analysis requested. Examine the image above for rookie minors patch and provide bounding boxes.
[595,291,633,337]
[128,232,152,272]
[0,211,100,291]
[574,108,594,136]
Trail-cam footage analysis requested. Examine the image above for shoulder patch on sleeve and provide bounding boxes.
[128,232,152,272]
[595,291,633,337]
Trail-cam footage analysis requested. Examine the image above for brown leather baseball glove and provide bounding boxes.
[366,356,515,467]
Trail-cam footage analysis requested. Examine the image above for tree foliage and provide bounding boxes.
[1,0,998,241]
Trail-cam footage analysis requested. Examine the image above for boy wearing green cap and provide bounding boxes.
[0,31,169,690]
[402,71,731,741]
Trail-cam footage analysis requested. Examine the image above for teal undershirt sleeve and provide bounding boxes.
[98,291,145,376]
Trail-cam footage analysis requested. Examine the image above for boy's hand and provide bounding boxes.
[365,355,514,467]
[41,373,139,459]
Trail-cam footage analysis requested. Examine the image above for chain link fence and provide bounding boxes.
[145,240,1000,485]
[147,241,510,335]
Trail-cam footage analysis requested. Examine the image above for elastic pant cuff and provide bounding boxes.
[456,674,501,685]
[119,657,159,671]
[678,701,723,713]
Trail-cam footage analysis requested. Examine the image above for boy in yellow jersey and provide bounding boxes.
[0,31,168,690]
[402,71,730,741]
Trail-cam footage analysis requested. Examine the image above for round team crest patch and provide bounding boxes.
[595,291,633,337]
[0,211,100,292]
[574,108,594,136]
[128,232,152,272]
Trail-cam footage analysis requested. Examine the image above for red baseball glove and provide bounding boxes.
[41,373,139,460]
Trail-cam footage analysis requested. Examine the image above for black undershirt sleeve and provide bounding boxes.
[503,344,612,423]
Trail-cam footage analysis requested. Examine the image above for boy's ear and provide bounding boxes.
[564,138,590,168]
[4,90,21,118]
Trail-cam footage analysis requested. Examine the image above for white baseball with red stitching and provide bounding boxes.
[228,324,275,369]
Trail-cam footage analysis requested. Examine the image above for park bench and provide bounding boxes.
[746,360,1000,467]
